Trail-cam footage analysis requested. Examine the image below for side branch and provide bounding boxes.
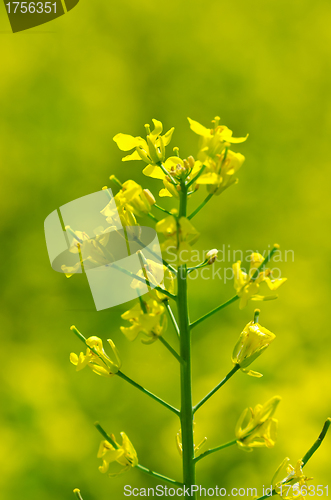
[302,418,331,466]
[194,439,237,463]
[159,335,184,364]
[136,464,184,487]
[117,371,180,416]
[188,192,214,220]
[190,296,239,330]
[193,365,240,414]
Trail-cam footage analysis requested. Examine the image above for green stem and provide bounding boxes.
[135,464,183,487]
[165,300,180,338]
[123,226,132,256]
[159,335,184,364]
[193,365,240,414]
[117,371,180,416]
[177,185,196,497]
[194,438,237,463]
[186,163,207,188]
[94,422,119,448]
[190,295,239,330]
[147,212,159,222]
[154,203,173,216]
[302,418,331,466]
[158,161,178,186]
[188,192,214,220]
[187,261,208,274]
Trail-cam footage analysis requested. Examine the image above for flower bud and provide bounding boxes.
[143,189,156,206]
[183,159,190,170]
[206,249,218,264]
[232,321,275,377]
[187,156,195,169]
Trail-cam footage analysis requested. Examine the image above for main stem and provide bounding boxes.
[178,184,196,497]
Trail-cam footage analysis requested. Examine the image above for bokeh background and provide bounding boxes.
[1,0,331,498]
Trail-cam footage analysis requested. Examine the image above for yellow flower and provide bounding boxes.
[273,458,313,500]
[176,424,207,457]
[197,149,245,195]
[112,180,155,218]
[98,432,138,475]
[156,215,200,265]
[188,116,248,162]
[232,320,276,377]
[144,155,202,196]
[113,119,174,164]
[235,396,281,451]
[233,251,287,309]
[120,299,167,344]
[70,333,121,377]
[61,226,114,277]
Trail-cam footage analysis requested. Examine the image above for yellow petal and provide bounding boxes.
[70,353,78,366]
[122,150,142,162]
[143,164,165,179]
[159,188,173,197]
[197,173,220,185]
[113,133,141,151]
[163,127,175,146]
[226,133,248,144]
[150,119,163,138]
[188,117,210,137]
[245,369,263,378]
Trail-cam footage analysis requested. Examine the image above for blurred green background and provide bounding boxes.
[1,0,331,498]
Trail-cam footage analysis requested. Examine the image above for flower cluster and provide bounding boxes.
[98,432,138,476]
[273,458,313,500]
[235,396,281,451]
[233,250,287,309]
[70,329,121,378]
[120,298,167,344]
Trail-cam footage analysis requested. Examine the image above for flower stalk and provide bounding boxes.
[177,182,196,496]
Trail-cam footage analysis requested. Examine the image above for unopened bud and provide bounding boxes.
[173,146,180,157]
[136,146,151,163]
[144,124,151,135]
[187,156,195,168]
[206,249,218,264]
[183,159,190,170]
[143,189,156,206]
